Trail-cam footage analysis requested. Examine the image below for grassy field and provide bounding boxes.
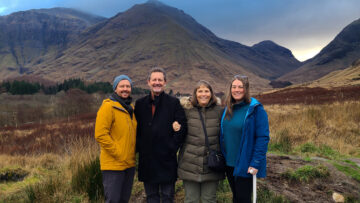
[0,93,359,202]
[267,101,360,157]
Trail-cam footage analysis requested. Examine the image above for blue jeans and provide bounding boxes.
[102,167,135,203]
[143,182,175,203]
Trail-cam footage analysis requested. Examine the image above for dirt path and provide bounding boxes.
[262,154,360,202]
[130,154,359,202]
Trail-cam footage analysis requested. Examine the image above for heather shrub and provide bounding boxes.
[71,157,103,201]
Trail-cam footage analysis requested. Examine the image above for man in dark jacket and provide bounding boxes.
[135,67,187,203]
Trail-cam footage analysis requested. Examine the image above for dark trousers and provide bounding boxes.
[102,167,136,203]
[225,166,252,203]
[143,181,175,203]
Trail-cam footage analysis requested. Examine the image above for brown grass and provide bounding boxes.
[266,101,360,156]
[1,98,359,201]
[257,86,360,105]
[0,120,96,155]
[0,116,100,202]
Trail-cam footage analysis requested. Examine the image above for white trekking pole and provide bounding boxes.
[250,169,257,203]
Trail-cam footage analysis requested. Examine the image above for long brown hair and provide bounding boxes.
[224,75,251,119]
[191,80,218,107]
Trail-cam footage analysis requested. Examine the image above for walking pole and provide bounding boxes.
[250,169,257,203]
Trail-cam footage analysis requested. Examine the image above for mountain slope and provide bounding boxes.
[141,2,301,79]
[26,1,299,93]
[0,8,106,79]
[251,40,302,79]
[279,18,360,83]
[306,59,360,87]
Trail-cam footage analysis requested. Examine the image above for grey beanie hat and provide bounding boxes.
[113,75,132,91]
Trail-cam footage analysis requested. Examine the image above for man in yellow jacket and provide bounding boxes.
[95,74,137,203]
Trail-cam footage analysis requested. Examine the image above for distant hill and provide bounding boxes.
[305,59,360,87]
[0,8,106,79]
[279,18,360,83]
[12,1,298,93]
[256,59,360,106]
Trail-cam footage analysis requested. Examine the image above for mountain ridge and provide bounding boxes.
[0,2,301,93]
[0,7,106,79]
[279,18,360,83]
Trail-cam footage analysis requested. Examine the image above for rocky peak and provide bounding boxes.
[146,0,167,6]
[252,40,294,58]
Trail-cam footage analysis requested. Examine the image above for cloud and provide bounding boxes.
[198,0,360,61]
[0,7,8,14]
[0,0,57,15]
[56,0,144,17]
[0,0,359,61]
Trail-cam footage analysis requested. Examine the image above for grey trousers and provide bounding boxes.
[102,167,135,203]
[183,180,218,203]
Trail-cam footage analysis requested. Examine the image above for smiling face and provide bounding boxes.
[115,80,131,99]
[196,85,211,107]
[147,72,166,96]
[231,79,245,102]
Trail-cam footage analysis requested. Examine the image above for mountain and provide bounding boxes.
[304,59,360,87]
[0,1,300,93]
[0,8,106,79]
[251,40,301,79]
[279,18,360,83]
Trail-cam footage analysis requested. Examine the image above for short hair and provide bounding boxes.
[147,67,167,81]
[191,80,218,107]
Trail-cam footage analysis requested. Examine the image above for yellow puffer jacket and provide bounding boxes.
[95,98,137,171]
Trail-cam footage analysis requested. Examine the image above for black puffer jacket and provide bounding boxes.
[178,98,224,182]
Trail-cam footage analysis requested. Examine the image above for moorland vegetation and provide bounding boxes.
[0,88,359,202]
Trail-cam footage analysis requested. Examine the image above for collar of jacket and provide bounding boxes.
[147,91,165,104]
[110,99,131,113]
[243,97,261,119]
[196,101,216,110]
[221,97,261,127]
[180,97,219,110]
[219,97,261,156]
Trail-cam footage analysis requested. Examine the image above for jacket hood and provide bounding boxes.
[180,96,221,110]
[103,98,134,111]
[247,97,261,114]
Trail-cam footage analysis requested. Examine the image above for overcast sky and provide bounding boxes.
[1,0,359,61]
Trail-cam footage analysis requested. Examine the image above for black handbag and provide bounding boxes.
[198,108,226,172]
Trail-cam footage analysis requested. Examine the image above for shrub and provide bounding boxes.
[281,165,330,183]
[296,143,341,160]
[71,157,103,201]
[257,186,290,203]
[299,143,318,153]
[333,163,360,182]
[318,145,340,159]
[269,128,292,153]
[24,175,66,202]
[216,179,232,202]
[25,185,36,203]
[0,168,28,182]
[218,179,231,192]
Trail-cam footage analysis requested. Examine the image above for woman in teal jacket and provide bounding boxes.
[220,75,270,203]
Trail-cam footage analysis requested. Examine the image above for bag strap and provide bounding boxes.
[197,108,210,151]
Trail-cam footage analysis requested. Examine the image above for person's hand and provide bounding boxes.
[172,121,181,132]
[248,167,258,175]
